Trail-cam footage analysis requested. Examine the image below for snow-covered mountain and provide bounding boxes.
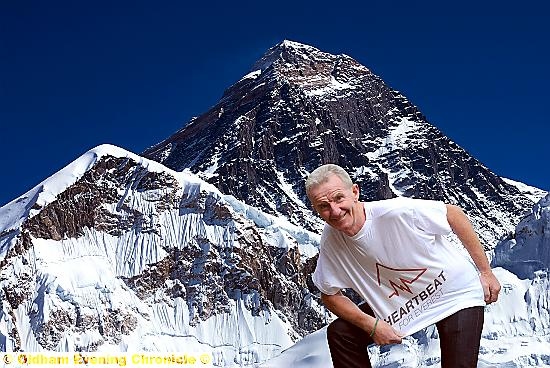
[0,145,325,366]
[143,40,545,249]
[1,40,548,367]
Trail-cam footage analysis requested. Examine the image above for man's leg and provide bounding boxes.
[326,302,375,368]
[436,306,485,368]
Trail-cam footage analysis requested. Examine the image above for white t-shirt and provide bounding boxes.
[312,197,485,337]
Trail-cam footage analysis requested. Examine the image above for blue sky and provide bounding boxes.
[1,1,548,207]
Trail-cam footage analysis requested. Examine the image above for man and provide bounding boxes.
[306,164,501,368]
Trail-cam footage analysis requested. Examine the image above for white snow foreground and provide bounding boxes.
[0,144,322,367]
[262,268,550,368]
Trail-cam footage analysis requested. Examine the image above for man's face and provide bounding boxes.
[308,174,362,236]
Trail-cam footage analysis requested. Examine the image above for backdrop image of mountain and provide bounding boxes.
[1,41,548,367]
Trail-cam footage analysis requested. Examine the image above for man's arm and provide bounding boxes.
[446,204,501,304]
[321,291,402,345]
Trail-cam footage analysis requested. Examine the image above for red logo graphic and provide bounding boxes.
[376,263,427,298]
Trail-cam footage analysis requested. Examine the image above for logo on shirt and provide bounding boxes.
[375,263,427,299]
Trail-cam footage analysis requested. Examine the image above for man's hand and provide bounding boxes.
[371,319,403,346]
[480,270,501,304]
[321,292,403,346]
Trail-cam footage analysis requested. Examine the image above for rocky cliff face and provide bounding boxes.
[143,40,541,248]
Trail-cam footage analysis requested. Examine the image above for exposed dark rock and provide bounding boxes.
[143,41,536,247]
[121,216,324,337]
[33,306,138,351]
[23,156,179,241]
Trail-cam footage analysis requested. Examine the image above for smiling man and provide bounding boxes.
[306,164,501,368]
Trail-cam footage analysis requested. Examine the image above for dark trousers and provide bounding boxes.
[326,303,485,368]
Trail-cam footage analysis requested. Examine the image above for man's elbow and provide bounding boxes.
[321,292,333,304]
[321,291,340,305]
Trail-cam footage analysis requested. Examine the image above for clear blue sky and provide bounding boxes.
[1,1,548,207]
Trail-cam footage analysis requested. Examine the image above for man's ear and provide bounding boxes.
[352,183,360,200]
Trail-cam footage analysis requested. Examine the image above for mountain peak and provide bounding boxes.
[244,40,371,99]
[144,40,544,248]
[0,143,202,242]
[279,39,316,51]
[250,40,340,73]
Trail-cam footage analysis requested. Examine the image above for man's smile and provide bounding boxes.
[330,212,347,222]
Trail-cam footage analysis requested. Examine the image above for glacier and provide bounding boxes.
[0,145,324,366]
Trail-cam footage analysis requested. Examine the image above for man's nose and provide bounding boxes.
[329,202,341,214]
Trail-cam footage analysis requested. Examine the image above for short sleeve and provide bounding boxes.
[411,199,452,236]
[311,230,349,295]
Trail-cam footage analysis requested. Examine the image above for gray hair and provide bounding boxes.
[305,164,353,196]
